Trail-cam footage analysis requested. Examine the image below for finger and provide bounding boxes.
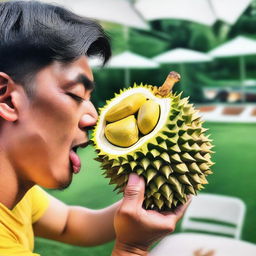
[121,173,145,212]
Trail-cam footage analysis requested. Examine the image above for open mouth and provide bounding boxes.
[69,141,92,174]
[69,147,81,174]
[69,140,92,174]
[72,145,79,154]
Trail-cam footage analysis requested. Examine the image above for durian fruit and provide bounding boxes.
[92,72,214,211]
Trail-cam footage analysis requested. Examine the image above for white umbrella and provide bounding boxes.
[209,36,256,102]
[212,0,252,25]
[90,51,159,86]
[154,48,212,63]
[108,51,159,86]
[135,0,251,26]
[209,36,256,57]
[38,0,149,30]
[107,51,159,68]
[154,48,212,91]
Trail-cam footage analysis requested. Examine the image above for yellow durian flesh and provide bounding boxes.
[104,115,139,147]
[105,93,147,122]
[137,99,160,135]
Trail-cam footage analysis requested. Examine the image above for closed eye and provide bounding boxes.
[66,92,84,103]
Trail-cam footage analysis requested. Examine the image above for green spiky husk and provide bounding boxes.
[92,84,214,211]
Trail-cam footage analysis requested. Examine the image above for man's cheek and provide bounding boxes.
[31,100,77,130]
[8,133,51,177]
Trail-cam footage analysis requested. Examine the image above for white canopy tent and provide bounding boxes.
[37,0,149,30]
[209,36,256,102]
[209,36,256,57]
[154,48,212,63]
[153,48,212,91]
[212,0,252,25]
[135,0,251,26]
[90,51,159,86]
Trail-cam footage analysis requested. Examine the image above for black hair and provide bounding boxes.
[0,0,111,96]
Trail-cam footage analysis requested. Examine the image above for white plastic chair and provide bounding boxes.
[181,193,246,239]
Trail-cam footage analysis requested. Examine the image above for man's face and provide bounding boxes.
[5,56,98,189]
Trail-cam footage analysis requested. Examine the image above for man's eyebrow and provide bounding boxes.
[63,74,95,91]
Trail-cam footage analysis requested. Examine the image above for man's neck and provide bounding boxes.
[0,151,33,210]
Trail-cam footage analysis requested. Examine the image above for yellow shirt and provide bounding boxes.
[0,186,50,256]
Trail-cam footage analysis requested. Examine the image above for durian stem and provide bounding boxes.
[156,71,181,97]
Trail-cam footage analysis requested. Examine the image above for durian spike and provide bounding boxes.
[155,71,181,97]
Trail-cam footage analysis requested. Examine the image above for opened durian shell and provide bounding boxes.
[92,72,214,211]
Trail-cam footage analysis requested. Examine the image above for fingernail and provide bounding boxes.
[128,173,140,185]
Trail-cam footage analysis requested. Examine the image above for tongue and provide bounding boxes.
[69,150,81,174]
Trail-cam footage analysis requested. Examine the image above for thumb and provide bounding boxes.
[121,173,145,210]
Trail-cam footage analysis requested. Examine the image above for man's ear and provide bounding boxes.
[0,72,18,122]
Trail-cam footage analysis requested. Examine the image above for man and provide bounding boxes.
[0,1,190,255]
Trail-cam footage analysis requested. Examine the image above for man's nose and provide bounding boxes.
[78,101,98,129]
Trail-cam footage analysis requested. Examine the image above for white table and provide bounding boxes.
[149,233,256,256]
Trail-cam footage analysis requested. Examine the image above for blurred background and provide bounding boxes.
[23,0,256,255]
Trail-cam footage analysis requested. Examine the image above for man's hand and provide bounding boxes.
[112,173,191,256]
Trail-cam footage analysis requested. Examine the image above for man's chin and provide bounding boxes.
[46,176,73,191]
[43,168,73,190]
[56,170,73,190]
[59,177,73,190]
[36,163,74,190]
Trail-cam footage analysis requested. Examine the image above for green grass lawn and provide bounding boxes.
[35,122,256,255]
